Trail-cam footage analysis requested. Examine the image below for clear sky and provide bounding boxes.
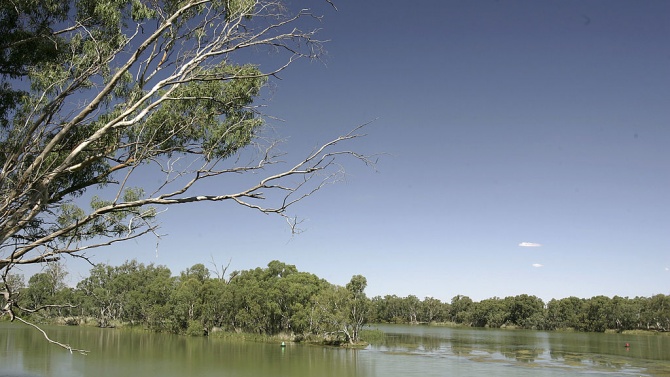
[51,0,670,303]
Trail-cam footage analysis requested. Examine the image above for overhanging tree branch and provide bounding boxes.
[13,316,89,355]
[1,1,376,351]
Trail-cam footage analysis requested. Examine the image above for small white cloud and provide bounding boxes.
[532,263,544,268]
[519,242,542,247]
[665,267,669,271]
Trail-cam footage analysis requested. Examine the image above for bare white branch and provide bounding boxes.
[14,316,89,355]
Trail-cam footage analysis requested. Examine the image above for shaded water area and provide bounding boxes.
[2,322,670,376]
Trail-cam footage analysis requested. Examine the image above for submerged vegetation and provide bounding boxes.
[3,260,669,343]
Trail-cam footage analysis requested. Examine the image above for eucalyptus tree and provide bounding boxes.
[545,296,583,330]
[274,271,329,335]
[225,265,273,333]
[506,294,545,329]
[449,295,474,324]
[470,297,509,328]
[169,263,211,334]
[76,263,127,328]
[17,262,70,317]
[312,275,369,344]
[371,294,403,323]
[609,295,638,331]
[403,294,421,324]
[0,0,372,348]
[580,295,612,332]
[641,294,670,331]
[345,274,369,342]
[197,277,228,332]
[115,261,174,327]
[421,297,448,323]
[220,260,325,335]
[75,260,174,329]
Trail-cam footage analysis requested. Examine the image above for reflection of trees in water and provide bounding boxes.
[420,336,443,352]
[495,332,545,362]
[374,326,670,375]
[451,344,474,356]
[380,333,445,354]
[378,326,670,373]
[549,350,584,364]
[378,334,425,353]
[587,355,630,370]
[381,329,548,362]
[549,350,634,371]
[546,330,645,371]
[500,347,544,362]
[450,331,546,362]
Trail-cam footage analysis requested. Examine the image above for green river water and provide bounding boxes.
[2,322,669,376]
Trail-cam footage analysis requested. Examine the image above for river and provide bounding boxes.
[2,322,669,376]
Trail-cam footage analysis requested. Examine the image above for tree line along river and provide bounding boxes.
[2,322,670,377]
[9,260,670,341]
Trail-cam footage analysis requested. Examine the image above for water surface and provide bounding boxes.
[2,322,669,376]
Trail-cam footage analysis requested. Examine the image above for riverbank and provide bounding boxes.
[397,320,670,336]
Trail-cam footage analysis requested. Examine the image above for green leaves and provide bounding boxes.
[57,203,85,228]
[130,0,156,21]
[0,0,68,79]
[76,261,174,327]
[55,187,153,241]
[225,0,256,21]
[136,63,266,160]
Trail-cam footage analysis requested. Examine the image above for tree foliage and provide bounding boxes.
[6,259,670,350]
[9,259,375,344]
[76,260,173,328]
[370,293,670,333]
[311,275,370,344]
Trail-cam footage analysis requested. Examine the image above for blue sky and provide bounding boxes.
[55,0,670,303]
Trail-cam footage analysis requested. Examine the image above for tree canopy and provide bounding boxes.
[1,0,372,332]
[9,260,670,344]
[9,259,373,347]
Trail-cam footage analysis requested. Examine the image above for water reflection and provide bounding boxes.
[372,325,548,362]
[1,323,374,377]
[371,324,670,376]
[3,323,670,377]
